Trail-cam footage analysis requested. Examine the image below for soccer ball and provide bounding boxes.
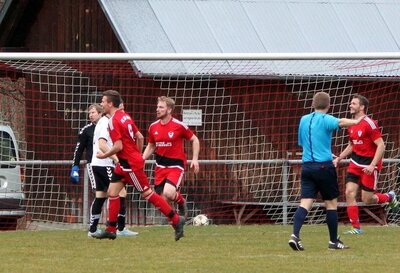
[192,214,209,226]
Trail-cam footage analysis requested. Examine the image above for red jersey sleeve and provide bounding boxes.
[182,126,194,140]
[368,122,382,142]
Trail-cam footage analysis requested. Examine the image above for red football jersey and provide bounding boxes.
[108,109,144,170]
[348,116,383,168]
[148,118,193,167]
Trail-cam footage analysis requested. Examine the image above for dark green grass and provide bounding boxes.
[0,224,399,273]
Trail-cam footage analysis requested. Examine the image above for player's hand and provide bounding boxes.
[96,151,106,159]
[190,159,200,174]
[362,165,375,175]
[70,165,79,184]
[332,157,340,168]
[113,162,125,177]
[355,115,366,124]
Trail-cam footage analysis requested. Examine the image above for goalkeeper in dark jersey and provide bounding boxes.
[70,104,102,184]
[69,104,102,220]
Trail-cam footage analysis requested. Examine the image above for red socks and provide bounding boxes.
[375,193,390,203]
[347,205,361,229]
[147,192,180,225]
[106,195,120,233]
[174,191,185,206]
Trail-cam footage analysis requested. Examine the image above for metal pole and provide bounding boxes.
[282,161,289,225]
[83,166,88,226]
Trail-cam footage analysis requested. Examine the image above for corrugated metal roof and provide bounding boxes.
[333,3,398,52]
[99,0,400,76]
[196,1,266,53]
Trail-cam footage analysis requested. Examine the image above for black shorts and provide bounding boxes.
[345,172,375,192]
[301,161,339,201]
[89,165,113,192]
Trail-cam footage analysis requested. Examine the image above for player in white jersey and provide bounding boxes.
[88,109,138,237]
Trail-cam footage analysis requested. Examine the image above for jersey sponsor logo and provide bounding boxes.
[352,140,364,145]
[168,131,174,138]
[156,141,172,147]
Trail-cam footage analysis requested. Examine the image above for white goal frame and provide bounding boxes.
[1,52,399,228]
[2,52,400,61]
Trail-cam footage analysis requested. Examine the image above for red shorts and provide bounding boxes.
[154,166,184,187]
[113,168,150,193]
[347,161,378,191]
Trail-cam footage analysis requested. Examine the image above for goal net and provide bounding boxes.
[0,53,399,230]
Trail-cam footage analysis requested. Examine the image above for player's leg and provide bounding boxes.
[289,163,315,251]
[88,191,107,236]
[344,169,363,234]
[106,181,125,231]
[311,162,349,249]
[156,167,188,219]
[116,186,138,237]
[318,163,348,249]
[165,182,188,220]
[132,169,185,241]
[165,183,188,220]
[318,163,340,244]
[360,169,394,205]
[88,166,108,236]
[92,179,125,240]
[325,198,349,250]
[168,169,187,219]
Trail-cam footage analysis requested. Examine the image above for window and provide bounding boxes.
[0,131,17,168]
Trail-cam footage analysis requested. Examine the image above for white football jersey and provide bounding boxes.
[91,116,114,167]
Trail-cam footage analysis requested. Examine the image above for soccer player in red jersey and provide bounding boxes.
[95,90,185,241]
[142,96,200,219]
[333,94,399,235]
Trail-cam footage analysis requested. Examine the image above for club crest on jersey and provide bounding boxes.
[357,130,362,137]
[154,131,159,135]
[168,131,174,138]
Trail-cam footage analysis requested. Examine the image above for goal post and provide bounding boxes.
[0,52,399,230]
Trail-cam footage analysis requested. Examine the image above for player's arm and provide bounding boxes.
[333,142,353,167]
[338,115,364,128]
[97,139,122,159]
[363,137,385,174]
[99,138,119,163]
[135,131,144,153]
[142,142,156,160]
[190,135,200,174]
[72,130,87,166]
[70,128,88,183]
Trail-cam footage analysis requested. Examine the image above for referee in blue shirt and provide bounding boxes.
[288,92,364,251]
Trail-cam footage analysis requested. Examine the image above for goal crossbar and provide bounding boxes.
[2,52,400,61]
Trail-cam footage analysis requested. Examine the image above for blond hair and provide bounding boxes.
[158,96,175,111]
[88,103,103,113]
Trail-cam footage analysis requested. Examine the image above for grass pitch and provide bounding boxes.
[0,224,399,273]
